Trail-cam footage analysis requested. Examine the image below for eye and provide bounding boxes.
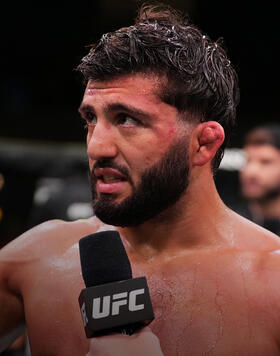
[83,111,97,126]
[117,114,141,127]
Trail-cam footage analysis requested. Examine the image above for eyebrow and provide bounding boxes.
[78,104,95,116]
[78,102,151,120]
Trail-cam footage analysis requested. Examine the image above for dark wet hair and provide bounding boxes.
[243,123,280,150]
[77,3,240,172]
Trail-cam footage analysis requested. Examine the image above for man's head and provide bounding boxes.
[77,3,239,226]
[240,123,280,201]
[77,3,239,172]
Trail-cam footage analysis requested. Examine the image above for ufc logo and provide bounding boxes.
[92,288,145,319]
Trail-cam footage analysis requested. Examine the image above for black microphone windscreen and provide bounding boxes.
[79,230,132,288]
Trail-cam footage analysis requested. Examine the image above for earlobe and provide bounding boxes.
[191,121,225,167]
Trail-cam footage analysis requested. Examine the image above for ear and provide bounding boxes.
[190,121,225,167]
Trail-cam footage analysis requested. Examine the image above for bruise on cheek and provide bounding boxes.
[143,153,155,166]
[157,127,177,147]
[167,127,176,138]
[145,126,177,158]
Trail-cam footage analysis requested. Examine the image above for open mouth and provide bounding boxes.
[101,175,126,184]
[94,168,129,193]
[94,167,127,181]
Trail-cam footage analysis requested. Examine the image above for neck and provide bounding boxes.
[118,167,233,260]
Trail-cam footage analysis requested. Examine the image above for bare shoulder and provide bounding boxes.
[254,246,280,337]
[226,209,280,285]
[230,209,280,250]
[230,211,280,309]
[0,216,113,279]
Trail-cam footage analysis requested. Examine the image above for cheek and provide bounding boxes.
[266,167,280,184]
[153,125,177,150]
[124,140,165,178]
[124,124,178,173]
[167,127,177,138]
[139,132,175,166]
[86,132,94,166]
[86,128,94,145]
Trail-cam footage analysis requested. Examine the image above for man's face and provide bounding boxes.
[79,74,192,226]
[240,145,280,201]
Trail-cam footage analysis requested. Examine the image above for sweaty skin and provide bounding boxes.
[2,215,280,356]
[1,74,280,356]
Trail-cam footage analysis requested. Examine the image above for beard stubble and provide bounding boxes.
[90,137,190,227]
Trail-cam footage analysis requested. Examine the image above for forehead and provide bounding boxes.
[80,73,181,122]
[85,73,164,99]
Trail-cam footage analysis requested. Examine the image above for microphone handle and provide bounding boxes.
[93,322,144,337]
[120,323,142,335]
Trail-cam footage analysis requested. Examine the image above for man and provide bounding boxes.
[1,4,280,355]
[238,123,280,235]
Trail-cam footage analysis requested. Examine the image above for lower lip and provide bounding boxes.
[96,179,128,194]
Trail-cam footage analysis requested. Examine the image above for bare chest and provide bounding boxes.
[20,251,280,356]
[133,258,280,355]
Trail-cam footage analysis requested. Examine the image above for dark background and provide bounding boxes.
[1,0,279,145]
[0,0,279,244]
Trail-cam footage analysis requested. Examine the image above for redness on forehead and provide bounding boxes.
[87,88,97,96]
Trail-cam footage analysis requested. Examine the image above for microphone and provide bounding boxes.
[78,230,155,338]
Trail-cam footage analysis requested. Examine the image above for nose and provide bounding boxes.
[244,160,257,173]
[87,121,118,161]
[240,160,259,180]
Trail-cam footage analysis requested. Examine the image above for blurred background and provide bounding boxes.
[1,0,279,246]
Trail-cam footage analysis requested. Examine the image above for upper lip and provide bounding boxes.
[94,168,126,180]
